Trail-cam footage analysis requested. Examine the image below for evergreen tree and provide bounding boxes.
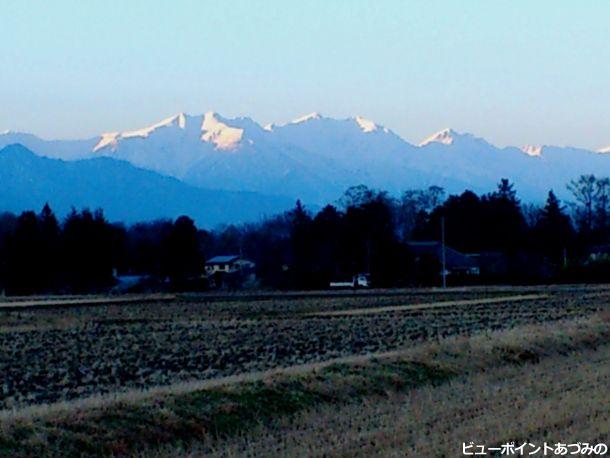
[423,190,485,252]
[312,205,344,280]
[162,216,203,284]
[343,191,407,286]
[535,191,575,265]
[485,179,526,252]
[287,200,316,287]
[0,212,17,293]
[6,211,43,294]
[39,203,60,290]
[493,178,519,203]
[62,209,115,292]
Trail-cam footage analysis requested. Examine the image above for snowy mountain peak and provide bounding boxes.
[11,110,610,210]
[200,112,244,150]
[354,116,379,133]
[292,112,322,124]
[597,145,610,154]
[93,113,187,152]
[121,113,187,139]
[418,128,457,147]
[176,113,187,129]
[521,145,543,157]
[94,133,120,152]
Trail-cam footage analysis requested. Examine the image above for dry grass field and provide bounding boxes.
[0,286,608,457]
[179,340,608,458]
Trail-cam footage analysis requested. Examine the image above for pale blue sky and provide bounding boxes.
[1,0,609,149]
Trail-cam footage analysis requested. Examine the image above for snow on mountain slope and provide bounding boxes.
[7,112,610,205]
[90,112,283,177]
[410,129,535,196]
[355,116,384,133]
[1,115,474,202]
[598,145,610,154]
[200,112,244,150]
[419,128,456,146]
[291,112,322,124]
[412,129,610,200]
[266,114,433,196]
[91,113,212,176]
[86,112,433,202]
[418,128,497,149]
[93,113,188,152]
[270,113,407,164]
[514,144,610,199]
[521,145,543,157]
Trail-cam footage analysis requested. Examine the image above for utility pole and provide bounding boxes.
[441,216,447,288]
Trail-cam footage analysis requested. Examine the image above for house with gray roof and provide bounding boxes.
[205,255,256,288]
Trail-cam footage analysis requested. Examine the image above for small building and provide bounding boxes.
[205,255,255,274]
[406,241,480,276]
[205,255,256,289]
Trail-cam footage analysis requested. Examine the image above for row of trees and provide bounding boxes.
[1,175,609,294]
[0,207,203,295]
[207,176,610,287]
[207,180,580,288]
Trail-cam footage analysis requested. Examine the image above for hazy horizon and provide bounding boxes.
[2,0,609,149]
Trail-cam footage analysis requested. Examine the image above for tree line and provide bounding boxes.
[0,207,203,295]
[1,175,610,295]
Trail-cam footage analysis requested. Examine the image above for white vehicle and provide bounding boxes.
[329,273,370,289]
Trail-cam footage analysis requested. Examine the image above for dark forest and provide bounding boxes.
[2,175,610,295]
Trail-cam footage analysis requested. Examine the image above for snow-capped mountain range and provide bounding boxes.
[3,111,610,208]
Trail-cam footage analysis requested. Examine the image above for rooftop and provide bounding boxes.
[206,255,241,264]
